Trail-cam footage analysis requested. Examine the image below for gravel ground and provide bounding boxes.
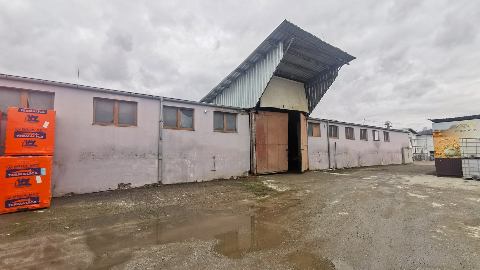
[0,162,479,269]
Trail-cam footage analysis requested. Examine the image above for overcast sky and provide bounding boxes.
[1,0,479,130]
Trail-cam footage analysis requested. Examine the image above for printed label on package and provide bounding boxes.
[25,114,40,123]
[6,167,42,178]
[5,196,40,208]
[14,130,47,139]
[18,108,47,114]
[15,178,32,188]
[22,140,38,148]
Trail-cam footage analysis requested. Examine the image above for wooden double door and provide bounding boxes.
[254,111,308,174]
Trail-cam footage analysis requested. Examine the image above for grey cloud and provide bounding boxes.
[0,0,479,130]
[434,13,478,48]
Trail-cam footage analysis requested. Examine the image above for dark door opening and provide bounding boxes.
[288,111,301,172]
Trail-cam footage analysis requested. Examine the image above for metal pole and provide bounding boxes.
[158,97,164,183]
[326,120,331,169]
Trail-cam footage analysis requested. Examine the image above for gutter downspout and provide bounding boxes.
[326,120,331,169]
[158,97,164,183]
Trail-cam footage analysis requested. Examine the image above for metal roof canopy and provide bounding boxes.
[430,114,480,123]
[201,20,355,113]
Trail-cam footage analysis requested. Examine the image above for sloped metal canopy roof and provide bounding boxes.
[430,115,480,123]
[201,20,355,112]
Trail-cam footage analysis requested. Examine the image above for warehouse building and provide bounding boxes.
[307,119,411,170]
[0,20,410,196]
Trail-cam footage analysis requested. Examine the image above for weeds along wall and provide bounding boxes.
[308,120,410,170]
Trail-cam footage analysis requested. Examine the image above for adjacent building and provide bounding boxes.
[411,129,434,161]
[431,115,480,177]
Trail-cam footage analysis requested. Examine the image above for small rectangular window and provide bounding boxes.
[0,88,22,113]
[225,113,236,132]
[163,106,178,128]
[180,109,193,129]
[373,130,380,141]
[213,111,237,132]
[28,91,55,110]
[94,98,114,125]
[383,131,390,142]
[345,127,355,140]
[93,98,137,127]
[162,106,194,130]
[0,88,54,113]
[118,101,137,126]
[360,129,368,141]
[308,123,321,137]
[328,125,339,138]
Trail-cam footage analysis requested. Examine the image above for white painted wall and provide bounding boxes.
[0,78,160,195]
[0,78,250,195]
[308,120,411,170]
[161,100,250,184]
[259,76,308,112]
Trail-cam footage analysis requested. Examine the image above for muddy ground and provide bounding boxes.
[1,162,479,270]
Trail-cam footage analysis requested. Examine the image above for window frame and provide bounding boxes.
[383,131,390,142]
[93,97,137,127]
[162,105,195,131]
[360,129,368,141]
[1,88,54,114]
[372,130,380,141]
[308,122,321,137]
[345,127,355,140]
[328,125,339,139]
[213,111,237,133]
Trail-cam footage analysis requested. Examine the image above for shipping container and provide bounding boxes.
[0,156,52,214]
[5,107,55,156]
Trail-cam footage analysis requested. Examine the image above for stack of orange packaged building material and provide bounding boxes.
[0,107,55,214]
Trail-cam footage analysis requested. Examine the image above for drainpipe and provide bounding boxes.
[158,97,164,183]
[326,120,331,169]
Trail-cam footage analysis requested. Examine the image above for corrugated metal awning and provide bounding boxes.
[200,20,355,112]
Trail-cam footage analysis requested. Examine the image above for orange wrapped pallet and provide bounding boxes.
[0,156,52,214]
[5,107,56,156]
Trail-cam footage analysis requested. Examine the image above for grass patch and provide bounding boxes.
[241,181,276,197]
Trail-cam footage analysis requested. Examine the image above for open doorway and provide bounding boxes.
[288,111,301,172]
[253,110,309,174]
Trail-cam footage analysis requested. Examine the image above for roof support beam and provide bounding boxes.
[279,59,319,75]
[286,48,331,70]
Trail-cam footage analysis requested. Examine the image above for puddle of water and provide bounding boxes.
[81,211,290,268]
[287,251,335,270]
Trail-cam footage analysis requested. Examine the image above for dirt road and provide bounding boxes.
[1,163,479,269]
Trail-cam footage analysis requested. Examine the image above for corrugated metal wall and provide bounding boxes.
[213,42,284,108]
[304,68,338,113]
